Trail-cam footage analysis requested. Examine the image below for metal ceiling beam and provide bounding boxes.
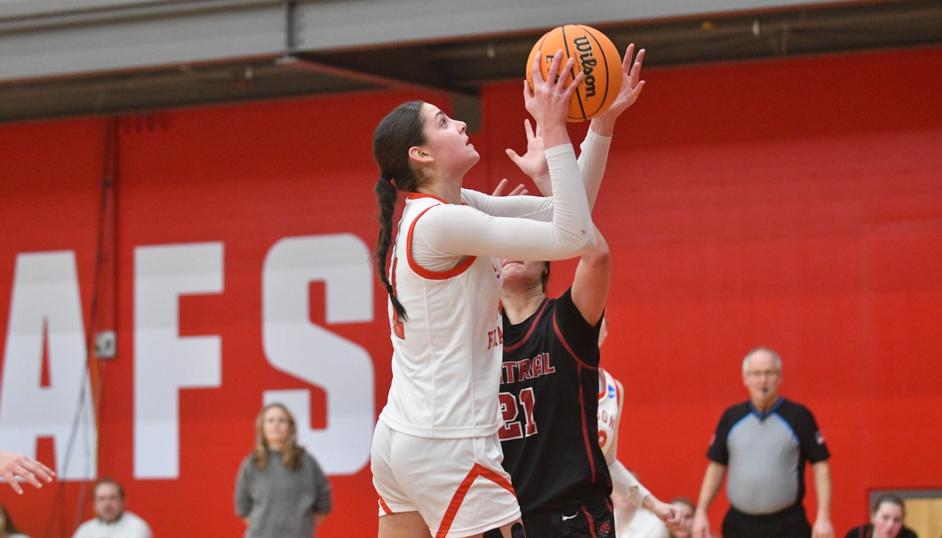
[0,0,178,19]
[277,54,467,96]
[0,1,938,123]
[1,0,861,84]
[0,1,286,83]
[290,0,861,51]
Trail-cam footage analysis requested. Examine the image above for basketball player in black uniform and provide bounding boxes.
[496,43,683,537]
[498,240,613,537]
[495,137,623,538]
[498,239,683,538]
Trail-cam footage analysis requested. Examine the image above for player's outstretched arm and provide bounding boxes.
[608,459,649,508]
[505,115,613,212]
[643,494,682,526]
[0,450,55,494]
[462,50,587,221]
[590,43,646,137]
[571,227,610,325]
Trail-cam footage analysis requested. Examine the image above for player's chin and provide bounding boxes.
[503,272,538,291]
[500,270,525,286]
[458,151,480,172]
[500,262,527,276]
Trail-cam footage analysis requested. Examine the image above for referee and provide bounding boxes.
[691,347,834,538]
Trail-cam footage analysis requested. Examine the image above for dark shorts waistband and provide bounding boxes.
[723,502,811,538]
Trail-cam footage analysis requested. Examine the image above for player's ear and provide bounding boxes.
[408,145,433,165]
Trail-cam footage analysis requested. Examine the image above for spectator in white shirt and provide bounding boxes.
[73,478,152,538]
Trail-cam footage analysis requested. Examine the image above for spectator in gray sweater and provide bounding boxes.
[235,403,332,538]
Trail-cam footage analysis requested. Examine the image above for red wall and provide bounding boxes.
[1,46,940,536]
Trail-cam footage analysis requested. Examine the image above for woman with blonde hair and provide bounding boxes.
[235,403,332,538]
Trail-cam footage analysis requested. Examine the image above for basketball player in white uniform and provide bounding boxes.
[371,52,595,538]
[597,321,682,536]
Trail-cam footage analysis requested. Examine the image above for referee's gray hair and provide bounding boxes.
[742,346,783,374]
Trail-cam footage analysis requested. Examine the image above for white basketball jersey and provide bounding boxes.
[597,368,622,456]
[378,193,504,439]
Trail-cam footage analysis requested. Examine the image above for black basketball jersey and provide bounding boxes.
[499,289,611,515]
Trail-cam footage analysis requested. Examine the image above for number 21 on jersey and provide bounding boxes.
[498,388,537,440]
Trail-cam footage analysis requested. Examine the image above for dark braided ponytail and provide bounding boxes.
[373,100,426,321]
[374,177,406,319]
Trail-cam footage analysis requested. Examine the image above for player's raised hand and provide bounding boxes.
[505,119,551,194]
[525,50,583,144]
[0,451,56,494]
[592,43,647,135]
[491,178,528,197]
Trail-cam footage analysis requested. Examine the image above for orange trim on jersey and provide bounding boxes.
[615,379,623,409]
[436,463,517,538]
[406,205,477,280]
[378,497,394,515]
[503,300,550,353]
[407,192,449,204]
[390,256,405,339]
[597,368,607,401]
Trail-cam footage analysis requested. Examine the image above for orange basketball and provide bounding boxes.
[526,24,623,122]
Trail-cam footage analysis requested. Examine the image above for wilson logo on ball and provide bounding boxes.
[573,36,597,97]
[527,24,623,122]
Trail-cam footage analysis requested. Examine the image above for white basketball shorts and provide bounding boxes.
[371,419,521,537]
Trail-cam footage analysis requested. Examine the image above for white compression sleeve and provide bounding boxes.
[577,129,612,210]
[609,459,651,508]
[461,128,611,217]
[460,188,554,221]
[413,144,593,263]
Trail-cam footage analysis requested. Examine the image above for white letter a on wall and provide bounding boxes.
[0,251,97,480]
